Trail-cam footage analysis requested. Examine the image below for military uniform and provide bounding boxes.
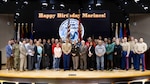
[134,42,147,71]
[13,43,20,70]
[121,42,130,70]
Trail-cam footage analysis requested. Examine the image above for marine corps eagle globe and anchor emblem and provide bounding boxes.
[59,18,84,42]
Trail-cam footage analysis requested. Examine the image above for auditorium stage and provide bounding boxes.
[0,69,150,84]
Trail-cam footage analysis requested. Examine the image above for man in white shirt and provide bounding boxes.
[121,37,130,70]
[134,38,147,71]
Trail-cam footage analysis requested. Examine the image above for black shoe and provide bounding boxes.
[106,68,109,71]
[90,68,94,71]
[135,69,140,71]
[110,68,113,71]
[142,70,145,72]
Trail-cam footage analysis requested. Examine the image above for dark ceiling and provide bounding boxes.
[0,0,150,22]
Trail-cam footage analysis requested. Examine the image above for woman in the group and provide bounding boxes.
[87,42,95,71]
[27,39,35,70]
[71,40,80,71]
[34,41,43,70]
[105,38,114,71]
[54,43,62,71]
[113,39,122,70]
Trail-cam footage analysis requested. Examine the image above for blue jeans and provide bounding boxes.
[137,54,145,71]
[96,56,104,70]
[52,55,55,69]
[63,54,70,70]
[130,51,136,69]
[35,56,42,70]
[54,58,60,69]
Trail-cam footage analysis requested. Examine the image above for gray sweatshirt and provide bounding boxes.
[95,45,106,57]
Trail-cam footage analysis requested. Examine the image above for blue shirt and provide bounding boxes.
[37,46,42,57]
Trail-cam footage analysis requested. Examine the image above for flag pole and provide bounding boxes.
[115,23,118,38]
[67,9,71,40]
[17,23,20,41]
[30,23,33,40]
[78,9,82,41]
[14,22,16,40]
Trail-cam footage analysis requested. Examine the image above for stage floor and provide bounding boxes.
[0,69,149,79]
[0,69,150,83]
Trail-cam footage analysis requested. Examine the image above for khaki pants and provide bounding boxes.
[20,56,27,71]
[80,56,87,70]
[6,56,14,70]
[14,56,20,70]
[72,56,79,70]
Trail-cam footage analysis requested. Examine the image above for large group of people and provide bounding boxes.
[5,36,147,72]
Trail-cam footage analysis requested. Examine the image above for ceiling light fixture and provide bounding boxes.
[125,1,127,5]
[60,3,65,8]
[24,1,28,5]
[52,5,55,9]
[134,0,140,3]
[144,6,148,10]
[96,3,101,7]
[42,2,48,7]
[15,12,20,16]
[2,0,7,2]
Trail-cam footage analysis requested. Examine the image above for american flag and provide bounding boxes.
[78,9,82,40]
[67,9,71,39]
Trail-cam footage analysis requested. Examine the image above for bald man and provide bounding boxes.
[134,38,147,72]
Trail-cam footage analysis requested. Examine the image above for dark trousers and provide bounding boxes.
[130,51,136,69]
[134,54,139,70]
[27,55,34,70]
[87,56,94,69]
[49,55,53,69]
[137,54,145,71]
[63,54,70,70]
[121,51,129,70]
[113,55,121,68]
[129,51,136,69]
[42,56,50,69]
